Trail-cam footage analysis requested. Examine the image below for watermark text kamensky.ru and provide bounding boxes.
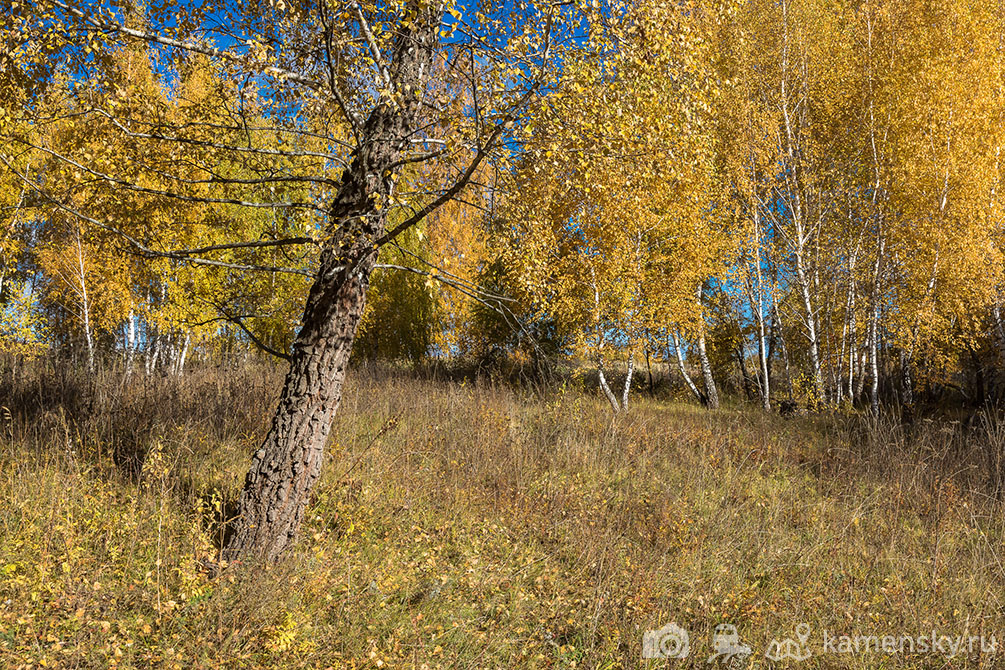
[820,629,998,657]
[642,622,1001,661]
[765,623,1000,660]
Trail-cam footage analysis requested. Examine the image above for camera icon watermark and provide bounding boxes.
[642,622,691,659]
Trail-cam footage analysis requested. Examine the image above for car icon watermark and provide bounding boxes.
[708,623,752,664]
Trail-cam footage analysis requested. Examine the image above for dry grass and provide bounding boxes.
[2,360,1005,668]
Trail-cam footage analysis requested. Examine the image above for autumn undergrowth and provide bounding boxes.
[2,359,1005,669]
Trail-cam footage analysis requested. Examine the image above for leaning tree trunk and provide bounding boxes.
[222,244,377,562]
[222,7,441,563]
[670,329,707,406]
[597,354,621,413]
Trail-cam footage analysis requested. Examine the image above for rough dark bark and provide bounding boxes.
[222,6,442,563]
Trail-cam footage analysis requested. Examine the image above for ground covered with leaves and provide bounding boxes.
[2,364,1004,668]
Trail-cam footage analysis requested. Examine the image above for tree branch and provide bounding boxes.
[11,138,324,211]
[204,299,292,361]
[0,153,316,277]
[48,0,325,94]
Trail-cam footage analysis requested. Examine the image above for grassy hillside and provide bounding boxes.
[2,363,1004,668]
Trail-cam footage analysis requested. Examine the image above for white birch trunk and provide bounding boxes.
[694,287,719,410]
[175,333,191,377]
[598,359,621,413]
[671,330,706,405]
[125,310,136,376]
[621,354,634,411]
[869,308,880,415]
[74,226,95,374]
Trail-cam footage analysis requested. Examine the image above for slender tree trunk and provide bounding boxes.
[751,208,770,410]
[598,356,621,413]
[993,305,1005,363]
[868,226,885,415]
[644,344,654,394]
[767,309,777,390]
[992,304,1005,398]
[145,330,155,377]
[621,353,634,411]
[900,350,914,406]
[836,319,846,405]
[847,290,857,403]
[126,310,136,377]
[696,329,719,410]
[779,0,823,404]
[869,308,880,415]
[774,297,795,400]
[671,329,706,406]
[695,289,719,410]
[854,345,867,402]
[74,226,95,374]
[175,333,190,377]
[837,244,860,405]
[755,306,770,410]
[736,344,754,402]
[223,6,442,563]
[796,258,824,404]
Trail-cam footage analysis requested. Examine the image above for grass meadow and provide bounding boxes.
[2,361,1005,668]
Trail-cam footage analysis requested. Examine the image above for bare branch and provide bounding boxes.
[374,121,506,248]
[9,137,324,211]
[386,149,447,169]
[204,299,293,361]
[0,153,316,277]
[76,108,349,163]
[318,0,363,141]
[159,237,320,257]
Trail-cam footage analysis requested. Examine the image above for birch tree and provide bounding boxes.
[12,0,571,561]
